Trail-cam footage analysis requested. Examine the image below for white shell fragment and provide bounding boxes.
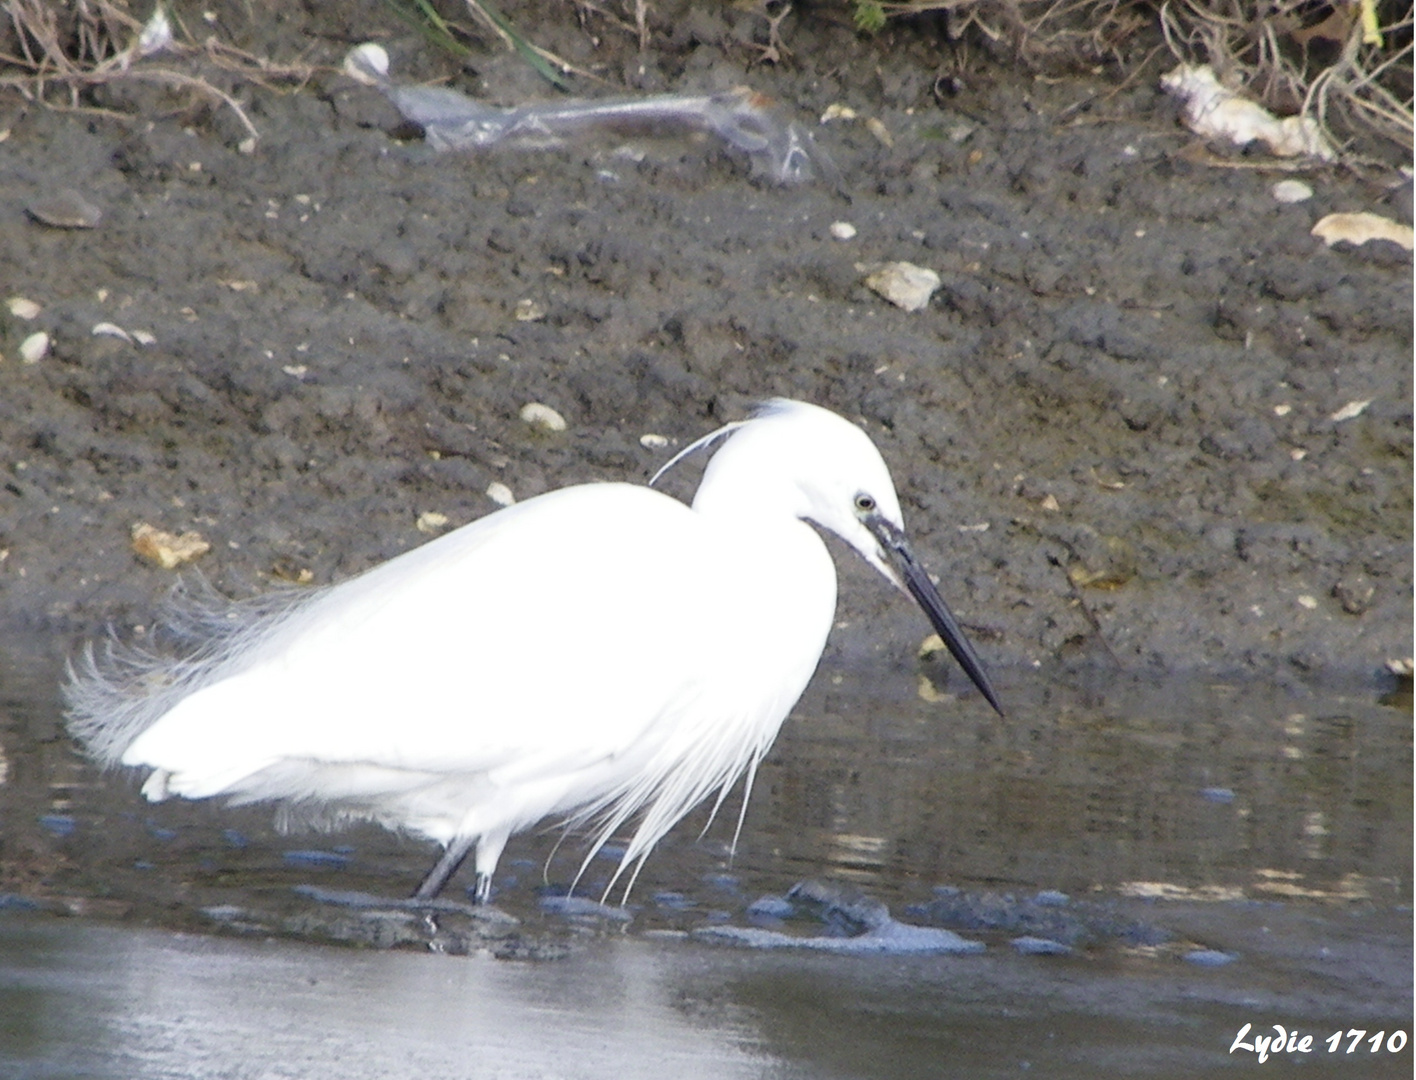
[131,523,211,569]
[1160,64,1336,161]
[861,261,941,313]
[865,117,894,148]
[343,43,390,86]
[639,433,669,449]
[486,481,515,507]
[7,297,40,320]
[514,299,547,322]
[519,402,566,433]
[1271,180,1313,204]
[92,322,133,342]
[416,511,449,534]
[19,331,49,363]
[829,221,857,240]
[1330,399,1372,422]
[1311,212,1414,251]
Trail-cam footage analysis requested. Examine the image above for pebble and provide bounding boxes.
[519,402,566,432]
[7,297,40,320]
[415,511,449,534]
[1330,399,1371,422]
[1011,935,1072,956]
[130,523,210,569]
[1271,179,1313,203]
[27,189,102,229]
[538,894,633,922]
[639,433,669,449]
[746,894,795,919]
[829,221,857,240]
[1184,948,1238,967]
[38,814,76,837]
[861,261,941,312]
[282,849,352,868]
[486,482,515,507]
[19,331,49,363]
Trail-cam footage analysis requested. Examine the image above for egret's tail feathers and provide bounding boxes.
[62,577,321,767]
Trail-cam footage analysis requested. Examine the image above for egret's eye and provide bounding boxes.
[854,493,876,513]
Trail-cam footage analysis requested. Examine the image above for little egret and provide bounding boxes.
[66,399,1002,903]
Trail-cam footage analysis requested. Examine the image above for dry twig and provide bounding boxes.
[0,0,317,144]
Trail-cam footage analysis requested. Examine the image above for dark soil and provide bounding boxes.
[0,0,1410,682]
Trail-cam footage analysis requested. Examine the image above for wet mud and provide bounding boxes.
[0,0,1410,681]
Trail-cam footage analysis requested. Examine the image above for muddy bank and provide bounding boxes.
[0,0,1410,682]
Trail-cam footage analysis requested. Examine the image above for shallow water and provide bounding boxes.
[0,640,1410,1077]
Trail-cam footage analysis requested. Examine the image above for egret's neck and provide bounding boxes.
[691,474,811,530]
[689,444,812,527]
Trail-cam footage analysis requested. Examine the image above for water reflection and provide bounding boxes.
[0,641,1411,1078]
[0,643,1410,923]
[1,920,776,1080]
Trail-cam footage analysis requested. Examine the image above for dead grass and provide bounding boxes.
[0,0,1408,157]
[0,0,316,145]
[861,0,1413,155]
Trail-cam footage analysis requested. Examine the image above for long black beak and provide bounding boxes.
[866,515,1004,717]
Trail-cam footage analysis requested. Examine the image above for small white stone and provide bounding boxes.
[416,511,449,534]
[829,221,857,240]
[19,331,48,363]
[486,482,515,507]
[514,299,547,322]
[344,42,390,85]
[639,433,669,449]
[7,297,40,320]
[1271,179,1313,203]
[1330,399,1371,422]
[519,402,566,432]
[861,261,941,313]
[1297,595,1318,610]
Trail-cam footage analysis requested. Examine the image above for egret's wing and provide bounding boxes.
[119,484,732,795]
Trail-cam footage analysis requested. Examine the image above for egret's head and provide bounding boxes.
[661,398,1003,716]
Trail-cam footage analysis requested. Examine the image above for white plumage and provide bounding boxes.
[66,399,1001,902]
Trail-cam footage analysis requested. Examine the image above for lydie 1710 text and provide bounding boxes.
[1230,1025,1408,1062]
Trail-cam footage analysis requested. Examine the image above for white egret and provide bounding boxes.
[66,400,1002,903]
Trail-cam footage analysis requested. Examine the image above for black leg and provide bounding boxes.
[413,835,476,899]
